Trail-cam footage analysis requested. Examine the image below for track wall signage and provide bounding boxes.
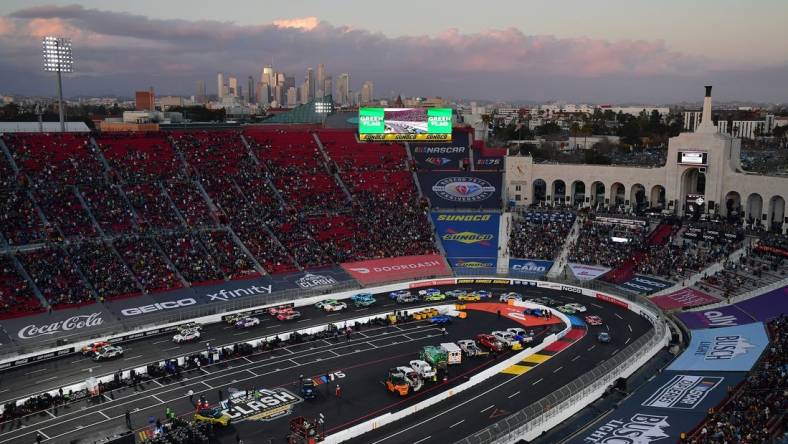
[567,263,610,281]
[667,323,769,372]
[570,371,744,444]
[340,254,452,285]
[618,275,673,295]
[1,305,118,343]
[650,287,719,310]
[431,212,501,260]
[410,130,470,171]
[417,172,502,209]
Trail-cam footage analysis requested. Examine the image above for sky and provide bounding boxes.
[1,1,787,103]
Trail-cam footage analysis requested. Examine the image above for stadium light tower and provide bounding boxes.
[42,36,73,132]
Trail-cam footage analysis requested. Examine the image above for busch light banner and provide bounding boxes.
[650,287,720,310]
[411,130,470,171]
[448,257,498,270]
[418,172,503,209]
[509,258,553,278]
[667,323,769,372]
[432,212,501,259]
[570,371,744,444]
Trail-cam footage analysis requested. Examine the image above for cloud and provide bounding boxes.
[1,5,786,102]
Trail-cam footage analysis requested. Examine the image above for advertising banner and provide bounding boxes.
[618,275,673,295]
[569,371,744,444]
[432,212,500,258]
[755,244,788,257]
[509,258,553,278]
[474,157,503,170]
[410,130,470,171]
[358,108,452,141]
[650,287,720,310]
[448,257,498,270]
[667,323,769,372]
[417,172,502,209]
[340,254,451,285]
[568,263,611,281]
[677,306,756,330]
[736,286,788,323]
[1,304,119,344]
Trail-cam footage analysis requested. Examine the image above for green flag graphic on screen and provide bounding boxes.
[359,108,385,134]
[427,108,452,134]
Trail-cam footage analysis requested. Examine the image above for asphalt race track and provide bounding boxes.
[0,284,652,443]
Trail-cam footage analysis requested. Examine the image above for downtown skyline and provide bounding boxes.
[0,2,787,103]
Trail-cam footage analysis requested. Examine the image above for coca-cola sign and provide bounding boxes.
[17,313,104,340]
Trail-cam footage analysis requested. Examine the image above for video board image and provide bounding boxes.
[359,108,451,141]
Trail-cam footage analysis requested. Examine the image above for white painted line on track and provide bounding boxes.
[163,346,180,351]
[590,303,603,308]
[297,318,311,323]
[628,324,632,332]
[553,366,563,373]
[151,379,164,387]
[625,337,631,345]
[200,368,210,375]
[480,404,495,413]
[201,381,213,389]
[572,355,581,362]
[152,339,170,345]
[532,378,543,386]
[26,368,48,375]
[151,395,164,403]
[246,369,258,377]
[99,411,110,420]
[449,419,465,428]
[36,376,58,383]
[233,332,249,336]
[242,357,253,364]
[266,325,279,328]
[45,410,56,419]
[103,394,113,402]
[612,349,619,356]
[587,345,596,351]
[36,431,50,440]
[508,391,520,399]
[413,437,431,444]
[615,313,623,319]
[354,308,368,311]
[124,355,143,361]
[70,359,83,364]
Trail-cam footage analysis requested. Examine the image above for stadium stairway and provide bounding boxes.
[0,137,19,175]
[239,134,289,207]
[313,132,354,203]
[10,253,48,309]
[498,212,512,272]
[546,216,581,278]
[602,251,645,284]
[647,223,673,246]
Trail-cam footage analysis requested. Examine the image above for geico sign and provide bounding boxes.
[121,298,197,316]
[17,313,104,339]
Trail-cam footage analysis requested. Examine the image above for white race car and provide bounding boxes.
[322,301,347,312]
[507,327,534,343]
[173,328,201,343]
[418,288,441,297]
[491,331,519,348]
[499,292,522,302]
[565,303,587,313]
[235,317,261,328]
[93,345,124,361]
[409,360,437,379]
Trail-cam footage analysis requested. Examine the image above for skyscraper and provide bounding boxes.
[196,80,206,103]
[324,76,333,100]
[287,87,297,107]
[217,72,224,99]
[300,81,309,105]
[316,63,326,97]
[247,76,254,104]
[306,68,315,101]
[361,81,374,104]
[285,76,295,90]
[262,65,273,85]
[337,73,350,106]
[228,76,238,97]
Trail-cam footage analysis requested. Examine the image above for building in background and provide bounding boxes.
[306,67,315,101]
[158,96,184,110]
[684,110,776,139]
[316,63,326,97]
[324,76,333,100]
[361,81,374,104]
[195,80,206,103]
[337,73,350,107]
[228,76,238,97]
[287,87,297,107]
[247,76,255,104]
[135,88,155,111]
[217,73,224,99]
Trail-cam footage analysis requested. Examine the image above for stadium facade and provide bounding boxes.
[506,87,788,232]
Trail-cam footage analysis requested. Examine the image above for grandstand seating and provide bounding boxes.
[0,255,42,319]
[96,133,181,182]
[1,133,102,185]
[157,231,224,285]
[0,189,49,246]
[67,240,139,299]
[112,236,182,293]
[17,247,95,309]
[32,186,96,237]
[124,183,182,230]
[195,230,259,279]
[79,182,136,235]
[509,211,575,260]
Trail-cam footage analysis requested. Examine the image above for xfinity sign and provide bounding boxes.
[205,284,273,302]
[121,298,197,317]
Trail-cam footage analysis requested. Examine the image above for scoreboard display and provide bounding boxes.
[359,108,452,141]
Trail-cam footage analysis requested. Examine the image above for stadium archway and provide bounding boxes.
[610,182,625,206]
[746,193,763,225]
[681,168,706,215]
[590,181,606,206]
[630,184,647,210]
[724,191,742,219]
[650,185,666,208]
[768,196,785,231]
[552,180,566,204]
[533,179,547,204]
[571,181,586,206]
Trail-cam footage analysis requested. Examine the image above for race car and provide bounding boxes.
[417,288,441,297]
[93,345,124,361]
[444,289,467,298]
[224,313,245,325]
[565,303,587,313]
[194,408,231,427]
[267,305,295,316]
[301,378,317,399]
[585,315,603,326]
[235,316,260,328]
[314,299,340,310]
[351,293,376,307]
[389,290,412,301]
[476,334,505,353]
[177,322,202,333]
[457,293,481,302]
[499,292,523,303]
[81,341,110,357]
[491,331,520,348]
[396,292,418,303]
[429,315,452,325]
[173,328,201,343]
[598,332,611,343]
[530,296,561,307]
[476,290,493,299]
[557,304,577,314]
[322,300,348,312]
[423,292,446,302]
[523,307,548,317]
[457,339,487,357]
[507,327,534,343]
[277,310,301,321]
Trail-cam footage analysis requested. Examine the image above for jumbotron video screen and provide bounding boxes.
[359,107,452,141]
